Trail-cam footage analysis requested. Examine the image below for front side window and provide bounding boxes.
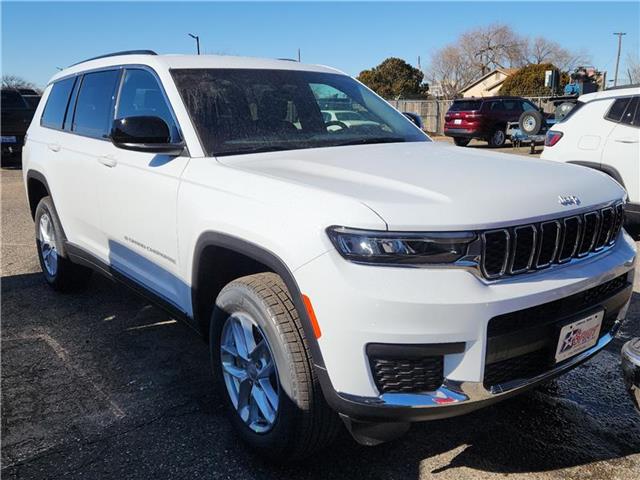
[116,69,180,141]
[522,101,537,112]
[40,77,76,129]
[171,68,428,157]
[72,70,120,138]
[605,97,631,123]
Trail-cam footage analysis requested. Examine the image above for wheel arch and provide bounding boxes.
[191,231,326,369]
[25,170,51,219]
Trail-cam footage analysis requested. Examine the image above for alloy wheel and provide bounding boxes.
[220,312,280,433]
[38,212,58,276]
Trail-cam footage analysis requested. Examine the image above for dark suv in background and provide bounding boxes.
[1,89,39,165]
[444,96,539,147]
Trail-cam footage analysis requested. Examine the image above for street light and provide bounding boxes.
[188,33,200,55]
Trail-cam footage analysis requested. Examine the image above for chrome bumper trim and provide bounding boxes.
[339,332,616,411]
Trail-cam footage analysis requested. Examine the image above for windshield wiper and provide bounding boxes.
[216,144,294,156]
[334,137,406,147]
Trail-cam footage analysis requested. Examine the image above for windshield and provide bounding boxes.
[171,69,429,156]
[449,100,482,112]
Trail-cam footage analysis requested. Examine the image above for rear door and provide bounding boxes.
[97,67,190,308]
[601,96,640,203]
[31,73,115,258]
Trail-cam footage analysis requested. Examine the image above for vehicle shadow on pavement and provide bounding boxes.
[2,271,639,479]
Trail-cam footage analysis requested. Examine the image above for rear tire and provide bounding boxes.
[210,272,341,461]
[453,137,470,147]
[488,127,507,147]
[34,196,92,292]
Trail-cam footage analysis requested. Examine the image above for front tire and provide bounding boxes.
[34,196,92,292]
[210,272,340,461]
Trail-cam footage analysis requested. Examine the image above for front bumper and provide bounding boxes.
[295,231,636,422]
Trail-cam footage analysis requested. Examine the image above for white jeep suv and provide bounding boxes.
[23,51,636,460]
[541,86,640,237]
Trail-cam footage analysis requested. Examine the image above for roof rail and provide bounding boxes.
[605,83,640,91]
[70,50,157,67]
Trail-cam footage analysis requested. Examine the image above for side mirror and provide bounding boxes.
[402,112,424,130]
[111,116,184,155]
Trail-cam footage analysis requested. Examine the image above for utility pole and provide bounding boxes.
[613,32,626,86]
[188,33,201,55]
[297,48,301,62]
[417,55,421,71]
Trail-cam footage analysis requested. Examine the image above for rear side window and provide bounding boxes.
[1,90,27,109]
[72,70,120,138]
[620,96,639,126]
[605,97,631,122]
[449,100,481,111]
[116,69,180,141]
[41,77,76,129]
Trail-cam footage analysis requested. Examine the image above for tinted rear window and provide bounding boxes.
[41,78,76,129]
[605,97,631,122]
[1,90,27,109]
[72,70,120,138]
[449,100,482,111]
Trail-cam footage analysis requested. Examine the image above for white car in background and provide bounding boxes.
[321,109,381,129]
[541,86,640,236]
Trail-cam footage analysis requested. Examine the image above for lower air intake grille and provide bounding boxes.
[369,356,444,393]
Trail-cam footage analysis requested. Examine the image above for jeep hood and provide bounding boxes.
[218,141,625,231]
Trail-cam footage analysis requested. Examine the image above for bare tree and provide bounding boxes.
[2,74,40,92]
[427,24,527,98]
[459,24,527,74]
[627,53,640,84]
[426,45,477,99]
[427,25,588,99]
[525,37,589,71]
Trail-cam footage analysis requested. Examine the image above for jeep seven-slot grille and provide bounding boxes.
[481,203,624,279]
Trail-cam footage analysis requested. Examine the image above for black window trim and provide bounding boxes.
[39,64,184,143]
[114,66,183,143]
[603,94,640,128]
[39,75,78,131]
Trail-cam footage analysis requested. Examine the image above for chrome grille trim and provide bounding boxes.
[480,202,624,280]
[577,212,599,257]
[481,229,510,279]
[558,216,582,263]
[535,220,561,269]
[509,225,537,274]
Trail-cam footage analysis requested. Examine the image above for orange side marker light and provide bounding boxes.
[302,294,322,339]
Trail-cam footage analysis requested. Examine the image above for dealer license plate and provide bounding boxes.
[554,311,603,363]
[1,136,17,143]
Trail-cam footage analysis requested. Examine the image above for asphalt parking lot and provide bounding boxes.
[2,164,639,480]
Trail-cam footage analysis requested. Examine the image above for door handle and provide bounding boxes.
[47,144,61,152]
[614,138,639,144]
[98,154,117,167]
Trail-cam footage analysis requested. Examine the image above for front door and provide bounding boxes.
[98,67,191,309]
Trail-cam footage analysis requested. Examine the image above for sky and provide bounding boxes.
[2,1,639,88]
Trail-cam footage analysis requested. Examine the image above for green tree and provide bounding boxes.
[357,58,427,99]
[499,63,569,96]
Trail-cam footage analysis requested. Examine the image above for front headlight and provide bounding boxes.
[326,226,476,266]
